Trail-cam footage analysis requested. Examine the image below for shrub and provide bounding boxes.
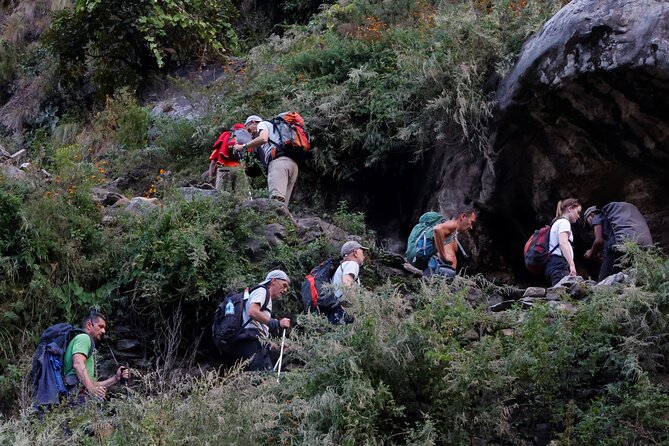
[332,200,367,235]
[0,177,117,413]
[44,0,240,97]
[109,193,333,347]
[2,248,669,442]
[215,0,563,181]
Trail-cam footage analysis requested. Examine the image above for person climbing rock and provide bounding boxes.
[583,201,653,281]
[233,115,299,206]
[425,206,477,279]
[328,241,369,324]
[63,311,131,401]
[207,123,253,199]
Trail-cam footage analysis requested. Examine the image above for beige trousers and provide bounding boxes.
[267,157,298,205]
[215,166,251,200]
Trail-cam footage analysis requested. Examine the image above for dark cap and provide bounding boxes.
[583,206,600,222]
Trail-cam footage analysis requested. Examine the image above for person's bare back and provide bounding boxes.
[433,211,477,270]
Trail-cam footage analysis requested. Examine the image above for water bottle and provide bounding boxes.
[224,299,235,316]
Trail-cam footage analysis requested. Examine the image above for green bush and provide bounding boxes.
[44,0,239,97]
[332,200,367,235]
[0,177,117,413]
[152,117,206,169]
[109,193,333,344]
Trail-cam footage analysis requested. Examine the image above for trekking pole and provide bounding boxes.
[273,327,285,373]
[109,347,130,397]
[275,328,286,382]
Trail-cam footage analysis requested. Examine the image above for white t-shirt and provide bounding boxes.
[255,121,283,165]
[548,218,572,257]
[242,286,272,340]
[332,261,360,299]
[257,121,281,148]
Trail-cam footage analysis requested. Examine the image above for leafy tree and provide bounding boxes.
[44,0,239,97]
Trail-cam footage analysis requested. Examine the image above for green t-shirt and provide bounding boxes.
[63,333,95,381]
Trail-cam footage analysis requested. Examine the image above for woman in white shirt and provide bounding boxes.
[545,198,582,286]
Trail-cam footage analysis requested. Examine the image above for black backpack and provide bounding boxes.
[212,285,270,353]
[301,259,342,313]
[31,323,93,405]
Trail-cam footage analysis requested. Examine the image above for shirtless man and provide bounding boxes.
[428,206,477,278]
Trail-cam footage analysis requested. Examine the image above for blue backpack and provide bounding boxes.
[31,323,93,405]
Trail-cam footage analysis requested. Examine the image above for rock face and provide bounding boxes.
[472,0,669,277]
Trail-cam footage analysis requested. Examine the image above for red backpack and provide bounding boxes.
[210,124,252,167]
[268,111,311,160]
[523,218,564,274]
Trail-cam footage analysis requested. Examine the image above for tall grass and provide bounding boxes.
[2,249,669,444]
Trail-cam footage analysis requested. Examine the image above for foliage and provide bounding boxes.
[216,0,563,180]
[332,200,367,235]
[44,0,239,97]
[111,194,333,328]
[152,116,208,170]
[3,249,669,443]
[0,175,117,413]
[3,1,669,444]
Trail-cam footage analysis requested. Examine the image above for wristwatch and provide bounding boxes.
[242,143,248,151]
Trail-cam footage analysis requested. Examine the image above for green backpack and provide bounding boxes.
[406,211,446,270]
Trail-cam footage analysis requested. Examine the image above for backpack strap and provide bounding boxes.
[443,231,457,246]
[62,332,94,388]
[263,120,281,148]
[241,285,272,329]
[455,237,468,258]
[332,263,345,284]
[71,329,95,358]
[548,216,569,254]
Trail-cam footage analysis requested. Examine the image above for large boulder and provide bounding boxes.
[482,0,669,276]
[124,197,160,215]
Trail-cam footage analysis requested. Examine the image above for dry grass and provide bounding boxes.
[48,0,72,12]
[0,12,28,45]
[0,71,52,132]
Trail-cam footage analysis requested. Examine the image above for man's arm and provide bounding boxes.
[97,367,130,390]
[342,274,356,286]
[248,303,290,329]
[584,224,604,259]
[234,129,269,153]
[72,353,106,398]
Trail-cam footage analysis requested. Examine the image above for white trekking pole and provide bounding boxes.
[275,328,286,381]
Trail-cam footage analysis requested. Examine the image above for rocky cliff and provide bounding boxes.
[421,0,669,279]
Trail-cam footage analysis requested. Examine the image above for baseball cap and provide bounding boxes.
[340,241,369,257]
[244,115,263,126]
[583,206,600,222]
[260,269,290,285]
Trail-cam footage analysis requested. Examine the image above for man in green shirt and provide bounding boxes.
[63,312,129,399]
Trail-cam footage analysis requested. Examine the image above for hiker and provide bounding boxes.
[583,202,653,281]
[545,198,582,286]
[327,241,368,324]
[407,207,476,279]
[233,115,299,206]
[207,123,253,199]
[230,270,292,371]
[63,311,130,400]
